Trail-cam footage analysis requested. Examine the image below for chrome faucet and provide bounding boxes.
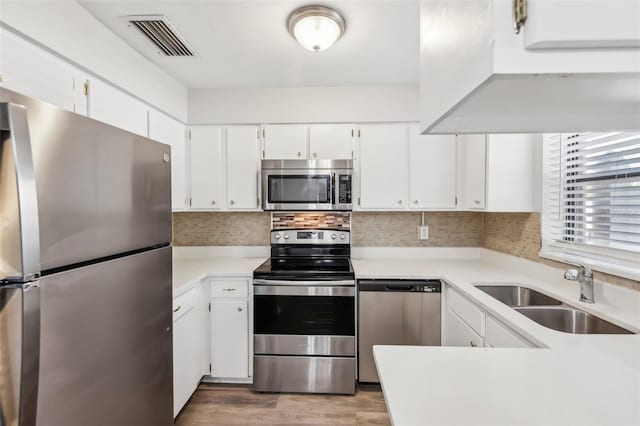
[563,263,595,303]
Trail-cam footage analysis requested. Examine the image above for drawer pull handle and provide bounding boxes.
[237,307,243,312]
[173,305,181,313]
[222,288,236,292]
[469,341,477,347]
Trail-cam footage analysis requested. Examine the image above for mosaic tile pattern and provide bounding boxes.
[272,212,351,230]
[351,212,483,247]
[173,212,271,246]
[482,212,640,291]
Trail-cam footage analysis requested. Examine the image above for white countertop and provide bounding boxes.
[374,346,640,426]
[172,246,640,425]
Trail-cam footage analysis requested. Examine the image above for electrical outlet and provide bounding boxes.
[418,225,429,240]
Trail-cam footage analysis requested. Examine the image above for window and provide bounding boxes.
[541,133,640,281]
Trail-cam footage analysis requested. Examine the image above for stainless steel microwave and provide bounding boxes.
[261,160,353,211]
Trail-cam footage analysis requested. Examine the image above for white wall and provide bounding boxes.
[0,1,187,121]
[188,86,419,124]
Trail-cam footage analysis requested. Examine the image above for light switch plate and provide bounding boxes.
[418,225,429,240]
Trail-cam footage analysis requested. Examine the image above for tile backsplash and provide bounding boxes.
[272,212,351,229]
[173,211,483,247]
[482,212,640,291]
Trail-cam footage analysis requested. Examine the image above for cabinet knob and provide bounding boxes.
[398,200,403,204]
[230,200,235,205]
[211,200,216,205]
[313,152,317,158]
[237,307,243,312]
[474,200,480,205]
[470,341,477,347]
[297,152,302,157]
[413,200,418,204]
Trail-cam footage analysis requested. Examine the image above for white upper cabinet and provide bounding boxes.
[262,124,308,159]
[0,29,77,112]
[358,125,408,210]
[420,0,640,134]
[408,125,457,209]
[148,109,187,211]
[485,134,535,212]
[524,0,640,49]
[460,135,487,210]
[308,124,354,160]
[459,134,536,212]
[87,77,148,137]
[226,126,261,210]
[189,126,223,210]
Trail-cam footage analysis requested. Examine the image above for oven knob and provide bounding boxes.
[274,233,281,240]
[284,233,290,240]
[340,234,346,240]
[331,233,337,240]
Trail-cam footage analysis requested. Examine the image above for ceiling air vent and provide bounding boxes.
[124,15,194,56]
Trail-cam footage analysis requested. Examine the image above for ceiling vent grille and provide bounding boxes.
[125,15,194,56]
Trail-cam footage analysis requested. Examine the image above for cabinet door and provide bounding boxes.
[190,127,223,209]
[525,0,640,49]
[0,30,76,112]
[87,77,148,137]
[149,109,187,211]
[308,124,354,159]
[461,134,486,210]
[408,125,457,209]
[486,134,535,212]
[173,307,201,417]
[211,299,249,379]
[485,316,533,348]
[444,309,483,348]
[358,125,408,209]
[262,124,307,159]
[226,126,261,209]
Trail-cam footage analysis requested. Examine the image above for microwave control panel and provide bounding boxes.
[338,175,352,204]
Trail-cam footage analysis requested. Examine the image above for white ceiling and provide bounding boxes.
[79,1,420,89]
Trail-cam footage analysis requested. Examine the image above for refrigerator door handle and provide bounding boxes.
[0,282,40,426]
[1,102,41,281]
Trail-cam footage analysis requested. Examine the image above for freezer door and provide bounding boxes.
[36,247,173,426]
[0,100,41,282]
[0,89,172,273]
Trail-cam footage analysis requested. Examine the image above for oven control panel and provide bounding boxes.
[271,229,350,244]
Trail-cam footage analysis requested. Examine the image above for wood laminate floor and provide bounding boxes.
[175,384,390,426]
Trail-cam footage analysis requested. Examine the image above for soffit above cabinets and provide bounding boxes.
[78,0,419,89]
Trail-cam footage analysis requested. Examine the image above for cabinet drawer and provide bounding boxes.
[173,287,197,321]
[444,309,483,348]
[485,315,534,348]
[211,279,249,298]
[447,288,485,337]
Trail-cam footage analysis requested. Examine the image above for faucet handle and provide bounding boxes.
[564,269,579,281]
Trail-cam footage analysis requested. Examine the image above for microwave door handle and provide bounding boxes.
[331,173,336,205]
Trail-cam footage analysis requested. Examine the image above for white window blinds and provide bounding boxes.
[541,132,640,279]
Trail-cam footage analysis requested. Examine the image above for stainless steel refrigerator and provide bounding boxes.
[0,89,173,426]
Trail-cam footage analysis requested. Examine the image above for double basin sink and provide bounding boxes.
[475,285,634,335]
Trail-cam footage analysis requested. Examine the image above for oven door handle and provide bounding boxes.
[253,279,355,286]
[254,285,355,297]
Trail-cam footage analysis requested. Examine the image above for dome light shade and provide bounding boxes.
[288,6,346,53]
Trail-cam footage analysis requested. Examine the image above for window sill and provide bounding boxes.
[539,248,640,283]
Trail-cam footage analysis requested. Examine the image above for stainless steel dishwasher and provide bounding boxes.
[358,279,442,383]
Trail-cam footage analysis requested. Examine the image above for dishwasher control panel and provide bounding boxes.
[357,279,442,293]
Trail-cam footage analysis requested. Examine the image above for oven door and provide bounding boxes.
[262,170,334,210]
[253,284,355,357]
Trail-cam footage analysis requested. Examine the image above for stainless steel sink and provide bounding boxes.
[475,285,563,307]
[515,306,633,335]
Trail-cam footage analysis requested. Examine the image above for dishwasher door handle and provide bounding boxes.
[385,285,414,291]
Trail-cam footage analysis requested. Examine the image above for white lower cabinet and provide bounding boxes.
[211,299,249,379]
[444,286,535,348]
[210,279,251,381]
[173,287,204,417]
[444,309,483,348]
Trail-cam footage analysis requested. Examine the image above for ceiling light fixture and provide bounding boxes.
[287,5,346,53]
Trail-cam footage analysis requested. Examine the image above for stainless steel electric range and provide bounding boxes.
[252,229,355,395]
